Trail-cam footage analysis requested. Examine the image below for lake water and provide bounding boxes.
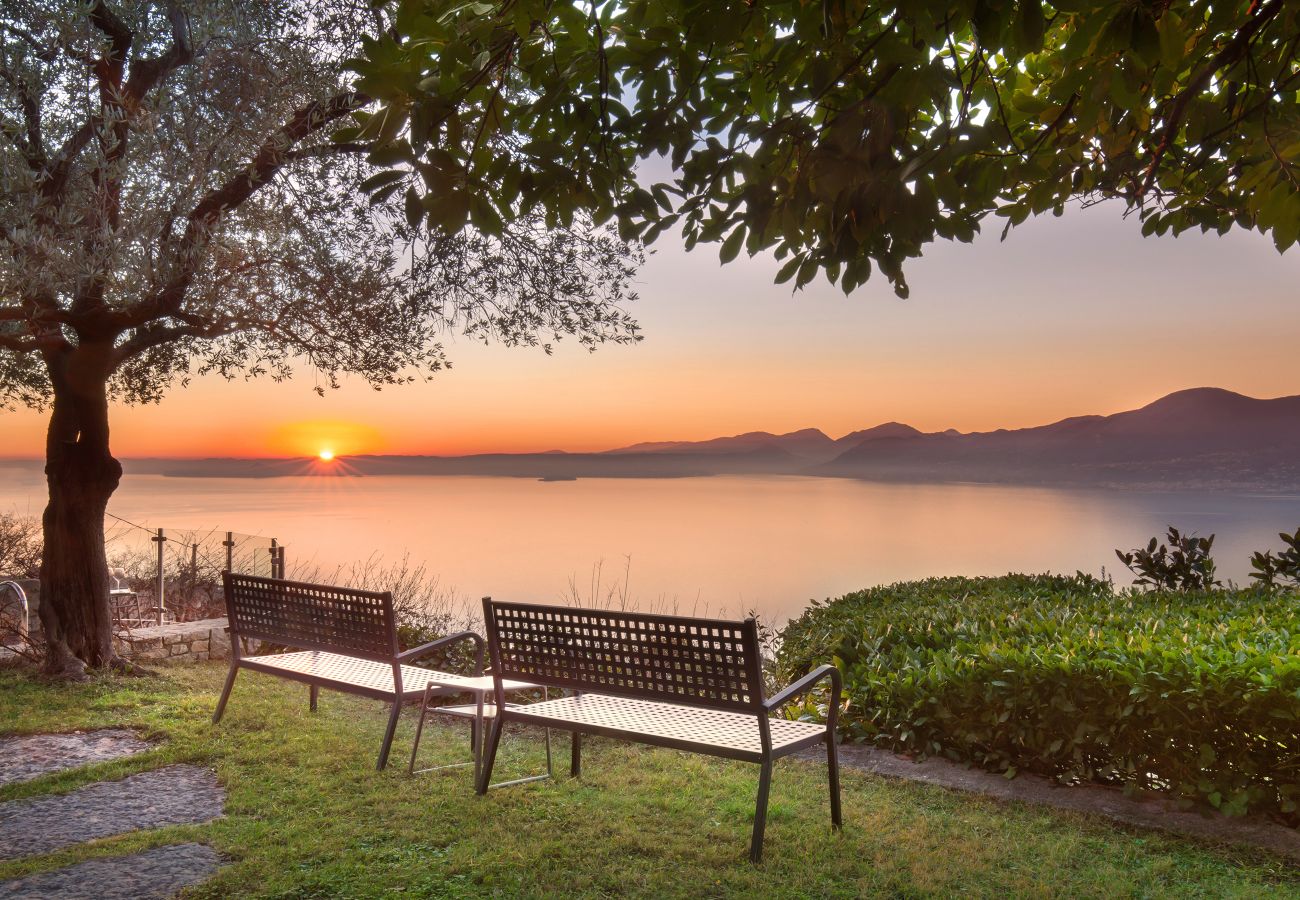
[3,463,1299,623]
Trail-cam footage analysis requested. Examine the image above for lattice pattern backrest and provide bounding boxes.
[484,601,763,712]
[224,573,397,662]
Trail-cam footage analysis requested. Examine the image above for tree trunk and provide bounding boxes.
[37,342,122,678]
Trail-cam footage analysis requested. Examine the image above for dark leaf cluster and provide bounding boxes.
[1250,527,1300,589]
[369,0,1300,297]
[1115,525,1220,591]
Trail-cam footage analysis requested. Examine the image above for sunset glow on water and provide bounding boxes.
[3,463,1297,624]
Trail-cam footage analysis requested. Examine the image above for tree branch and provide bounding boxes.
[111,318,239,366]
[118,90,372,329]
[188,91,370,231]
[1138,0,1285,198]
[88,0,133,67]
[0,333,39,352]
[0,63,44,168]
[121,2,194,108]
[280,141,370,162]
[0,22,59,61]
[39,119,98,200]
[0,319,66,352]
[37,3,134,202]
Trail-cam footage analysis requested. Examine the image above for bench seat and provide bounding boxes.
[506,693,827,762]
[245,650,534,701]
[478,599,842,862]
[215,573,498,770]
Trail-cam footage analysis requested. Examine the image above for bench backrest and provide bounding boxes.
[482,600,765,713]
[223,573,398,663]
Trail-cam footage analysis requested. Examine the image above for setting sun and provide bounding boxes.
[318,449,335,461]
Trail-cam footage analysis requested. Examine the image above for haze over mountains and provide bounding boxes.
[123,388,1300,490]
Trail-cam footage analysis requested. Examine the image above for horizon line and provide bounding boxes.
[0,384,1292,463]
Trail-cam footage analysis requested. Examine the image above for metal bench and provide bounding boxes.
[477,599,842,863]
[213,573,488,769]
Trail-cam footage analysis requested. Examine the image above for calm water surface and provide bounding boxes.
[4,463,1300,623]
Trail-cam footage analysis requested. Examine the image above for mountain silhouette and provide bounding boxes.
[607,422,927,463]
[121,388,1300,490]
[608,427,839,461]
[815,388,1300,488]
[833,421,924,449]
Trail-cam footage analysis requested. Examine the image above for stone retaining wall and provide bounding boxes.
[113,618,233,663]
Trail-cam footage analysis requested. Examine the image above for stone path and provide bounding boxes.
[0,843,222,900]
[0,730,155,786]
[0,765,224,860]
[803,743,1300,862]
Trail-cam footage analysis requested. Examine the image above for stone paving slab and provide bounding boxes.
[0,843,222,899]
[0,766,224,860]
[0,730,156,787]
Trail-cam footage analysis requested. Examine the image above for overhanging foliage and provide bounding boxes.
[366,0,1300,296]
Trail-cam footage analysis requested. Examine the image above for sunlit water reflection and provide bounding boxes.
[3,463,1298,624]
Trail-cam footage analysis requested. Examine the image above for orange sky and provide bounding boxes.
[2,202,1298,459]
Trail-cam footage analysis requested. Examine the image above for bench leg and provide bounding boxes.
[570,731,582,777]
[377,701,402,770]
[212,662,239,724]
[750,758,773,864]
[476,715,504,795]
[310,685,319,713]
[827,732,842,830]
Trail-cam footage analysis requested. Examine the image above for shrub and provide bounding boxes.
[1115,526,1220,590]
[0,511,40,580]
[777,574,1300,821]
[1250,527,1300,589]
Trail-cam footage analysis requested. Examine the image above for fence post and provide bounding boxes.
[223,532,234,573]
[151,528,166,627]
[190,542,199,588]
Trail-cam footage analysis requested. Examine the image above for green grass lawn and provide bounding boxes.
[0,663,1295,898]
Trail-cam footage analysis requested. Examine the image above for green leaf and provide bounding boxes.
[404,187,423,229]
[719,227,745,264]
[1015,0,1046,52]
[359,170,406,194]
[774,255,802,285]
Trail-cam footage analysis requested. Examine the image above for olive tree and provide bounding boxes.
[0,0,640,677]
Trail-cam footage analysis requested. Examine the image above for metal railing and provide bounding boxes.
[105,514,283,627]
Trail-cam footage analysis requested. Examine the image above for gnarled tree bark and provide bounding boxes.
[37,341,122,678]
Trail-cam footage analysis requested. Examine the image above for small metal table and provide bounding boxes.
[407,674,552,789]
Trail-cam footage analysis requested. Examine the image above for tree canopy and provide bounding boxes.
[359,0,1300,297]
[0,0,642,415]
[0,0,642,675]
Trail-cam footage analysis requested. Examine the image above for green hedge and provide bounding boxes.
[777,574,1300,821]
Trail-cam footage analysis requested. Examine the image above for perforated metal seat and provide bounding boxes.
[248,650,534,700]
[214,573,495,770]
[507,692,827,759]
[477,599,843,863]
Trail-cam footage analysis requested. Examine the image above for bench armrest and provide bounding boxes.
[397,631,485,674]
[763,664,841,713]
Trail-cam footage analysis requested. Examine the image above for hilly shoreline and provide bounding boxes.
[116,388,1300,491]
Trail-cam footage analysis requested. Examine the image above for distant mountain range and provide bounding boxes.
[121,388,1300,490]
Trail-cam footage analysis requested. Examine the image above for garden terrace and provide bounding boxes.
[0,664,1296,897]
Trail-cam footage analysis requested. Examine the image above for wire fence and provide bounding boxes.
[104,513,284,628]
